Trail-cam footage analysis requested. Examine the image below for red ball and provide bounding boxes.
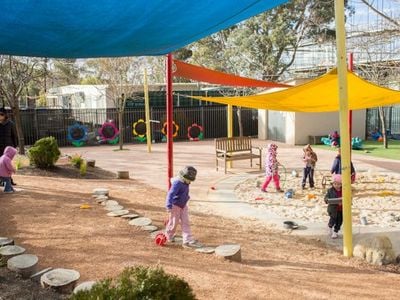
[155,233,167,246]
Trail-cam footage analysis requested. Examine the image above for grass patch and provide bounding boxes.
[314,140,400,160]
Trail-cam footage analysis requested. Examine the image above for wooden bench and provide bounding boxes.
[215,137,262,174]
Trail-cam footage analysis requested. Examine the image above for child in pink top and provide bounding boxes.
[0,146,17,193]
[261,143,283,193]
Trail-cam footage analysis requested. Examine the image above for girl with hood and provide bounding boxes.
[0,146,17,193]
[261,143,283,193]
[0,107,18,186]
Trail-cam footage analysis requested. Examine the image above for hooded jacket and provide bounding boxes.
[0,119,18,153]
[265,144,279,176]
[0,146,17,177]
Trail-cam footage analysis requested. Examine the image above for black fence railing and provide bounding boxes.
[13,106,258,147]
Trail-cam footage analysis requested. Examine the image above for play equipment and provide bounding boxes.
[351,137,363,150]
[291,170,298,177]
[187,123,204,141]
[284,189,295,199]
[132,119,147,142]
[154,232,167,246]
[307,193,316,200]
[98,120,119,144]
[67,123,88,147]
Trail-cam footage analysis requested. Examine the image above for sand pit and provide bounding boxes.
[235,171,400,227]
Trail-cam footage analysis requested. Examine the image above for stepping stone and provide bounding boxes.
[121,213,140,219]
[73,281,97,294]
[107,210,130,217]
[196,247,215,254]
[93,188,109,196]
[0,245,25,261]
[142,225,158,232]
[0,237,14,247]
[7,254,38,278]
[102,200,118,207]
[41,268,80,294]
[96,198,106,204]
[30,267,53,283]
[104,205,124,211]
[215,244,242,262]
[86,159,96,167]
[129,217,152,227]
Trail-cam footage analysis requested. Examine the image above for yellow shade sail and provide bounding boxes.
[193,69,400,112]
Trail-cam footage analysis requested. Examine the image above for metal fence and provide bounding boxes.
[15,106,258,147]
[366,105,400,138]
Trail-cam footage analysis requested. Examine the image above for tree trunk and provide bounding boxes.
[118,110,124,150]
[236,107,243,137]
[378,106,388,149]
[11,105,25,155]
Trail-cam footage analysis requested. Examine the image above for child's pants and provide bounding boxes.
[328,210,343,233]
[166,205,193,243]
[261,174,280,191]
[302,167,315,188]
[0,177,14,192]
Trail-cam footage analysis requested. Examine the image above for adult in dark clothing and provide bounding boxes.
[0,107,18,185]
[331,148,356,183]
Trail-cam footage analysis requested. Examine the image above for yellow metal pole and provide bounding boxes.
[144,69,152,153]
[227,104,233,168]
[334,0,353,257]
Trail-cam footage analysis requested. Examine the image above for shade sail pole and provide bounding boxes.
[335,0,353,257]
[166,54,173,189]
[227,104,233,168]
[348,53,353,153]
[144,68,152,153]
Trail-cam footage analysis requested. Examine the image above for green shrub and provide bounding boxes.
[71,266,196,300]
[28,137,61,169]
[79,160,87,176]
[70,154,84,168]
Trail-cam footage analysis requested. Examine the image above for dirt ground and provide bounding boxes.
[1,168,400,299]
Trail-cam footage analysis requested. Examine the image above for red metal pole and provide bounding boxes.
[166,54,173,189]
[348,53,353,150]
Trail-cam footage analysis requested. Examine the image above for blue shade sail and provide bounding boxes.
[0,0,289,58]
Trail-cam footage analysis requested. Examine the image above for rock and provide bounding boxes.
[104,205,124,211]
[353,235,396,265]
[396,254,400,264]
[129,217,152,227]
[142,225,158,232]
[73,281,97,294]
[93,188,109,196]
[0,237,14,247]
[86,159,96,167]
[102,200,118,207]
[41,268,80,294]
[0,245,25,261]
[117,171,129,179]
[121,213,140,219]
[30,267,53,282]
[196,247,215,254]
[215,244,241,262]
[107,210,130,217]
[7,254,38,278]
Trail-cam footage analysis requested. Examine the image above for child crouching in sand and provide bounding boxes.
[0,146,17,193]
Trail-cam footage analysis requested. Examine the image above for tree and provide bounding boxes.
[189,0,352,81]
[84,57,140,150]
[51,59,80,86]
[0,56,44,154]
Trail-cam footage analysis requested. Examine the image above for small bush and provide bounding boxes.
[79,160,87,176]
[71,266,196,300]
[28,137,60,169]
[70,154,84,168]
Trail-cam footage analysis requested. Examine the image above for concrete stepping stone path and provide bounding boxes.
[41,268,80,294]
[7,254,38,278]
[142,225,158,232]
[0,245,25,261]
[0,237,14,247]
[107,210,130,217]
[92,188,109,196]
[104,205,124,211]
[121,213,140,219]
[215,244,241,262]
[30,267,53,282]
[102,200,118,207]
[195,247,215,254]
[73,281,97,294]
[129,217,152,226]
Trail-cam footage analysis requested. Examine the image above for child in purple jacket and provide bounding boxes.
[165,166,200,248]
[0,146,17,193]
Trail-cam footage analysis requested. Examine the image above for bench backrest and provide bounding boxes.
[215,137,252,152]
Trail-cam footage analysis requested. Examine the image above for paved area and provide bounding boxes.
[62,139,400,253]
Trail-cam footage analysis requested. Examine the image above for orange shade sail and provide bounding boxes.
[172,60,290,88]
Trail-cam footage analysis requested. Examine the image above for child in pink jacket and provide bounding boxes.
[0,146,17,193]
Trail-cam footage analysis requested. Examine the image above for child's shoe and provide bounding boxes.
[182,240,201,248]
[276,188,284,193]
[4,190,15,194]
[331,231,338,239]
[327,226,332,236]
[261,189,267,193]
